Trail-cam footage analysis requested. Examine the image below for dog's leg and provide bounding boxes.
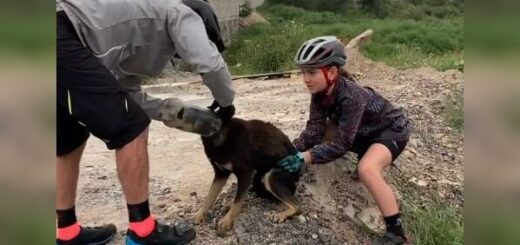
[216,169,255,235]
[193,169,230,224]
[263,169,301,223]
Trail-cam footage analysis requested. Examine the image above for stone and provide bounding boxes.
[356,206,384,233]
[297,215,307,223]
[417,180,428,187]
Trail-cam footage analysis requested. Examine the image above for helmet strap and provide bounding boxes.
[320,67,338,94]
[319,66,338,106]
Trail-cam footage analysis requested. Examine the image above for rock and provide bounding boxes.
[162,187,171,194]
[312,234,318,239]
[343,203,356,219]
[438,191,446,199]
[417,180,428,187]
[438,178,461,186]
[190,192,197,197]
[239,11,269,27]
[357,207,384,233]
[297,215,307,223]
[97,175,107,180]
[441,136,449,144]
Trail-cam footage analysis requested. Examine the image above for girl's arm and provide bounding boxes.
[293,97,327,152]
[308,94,367,164]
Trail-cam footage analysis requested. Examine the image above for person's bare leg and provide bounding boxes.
[116,128,150,204]
[56,142,86,210]
[357,143,398,216]
[117,127,196,244]
[358,143,409,242]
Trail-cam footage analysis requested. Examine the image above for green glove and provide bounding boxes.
[277,152,304,172]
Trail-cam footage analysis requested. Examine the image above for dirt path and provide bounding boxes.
[76,52,463,244]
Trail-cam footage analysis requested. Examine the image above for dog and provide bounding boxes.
[158,99,301,235]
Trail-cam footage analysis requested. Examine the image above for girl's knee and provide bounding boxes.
[358,163,381,181]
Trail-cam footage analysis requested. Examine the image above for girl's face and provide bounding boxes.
[301,66,338,94]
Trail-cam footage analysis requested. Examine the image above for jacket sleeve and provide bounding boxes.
[293,97,327,152]
[309,93,367,164]
[128,90,164,121]
[167,4,235,106]
[117,76,163,121]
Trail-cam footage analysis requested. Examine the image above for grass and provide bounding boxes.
[443,89,464,132]
[391,170,464,245]
[223,4,463,74]
[403,201,464,245]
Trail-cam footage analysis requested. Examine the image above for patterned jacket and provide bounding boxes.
[294,76,409,164]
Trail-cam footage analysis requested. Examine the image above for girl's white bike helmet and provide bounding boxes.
[294,36,347,68]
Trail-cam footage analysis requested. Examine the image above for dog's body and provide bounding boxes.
[193,118,301,234]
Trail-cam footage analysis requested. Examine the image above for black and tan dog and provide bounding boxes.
[158,98,301,234]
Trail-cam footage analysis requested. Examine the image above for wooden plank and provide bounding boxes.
[142,70,301,89]
[231,70,300,80]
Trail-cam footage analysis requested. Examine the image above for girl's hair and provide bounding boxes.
[337,66,356,82]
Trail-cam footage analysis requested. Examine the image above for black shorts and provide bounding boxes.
[351,121,410,162]
[57,11,150,156]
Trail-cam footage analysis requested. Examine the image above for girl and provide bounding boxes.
[278,36,411,244]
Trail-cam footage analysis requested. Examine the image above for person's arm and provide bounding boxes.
[293,96,327,152]
[167,4,235,107]
[117,76,165,121]
[127,90,164,121]
[308,94,367,164]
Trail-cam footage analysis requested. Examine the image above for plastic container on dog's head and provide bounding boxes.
[158,98,222,137]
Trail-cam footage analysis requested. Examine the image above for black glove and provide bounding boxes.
[208,100,235,123]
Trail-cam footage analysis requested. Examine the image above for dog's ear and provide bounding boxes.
[177,108,185,120]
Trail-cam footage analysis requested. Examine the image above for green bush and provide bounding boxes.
[266,0,353,13]
[404,201,464,245]
[360,0,391,18]
[224,4,463,74]
[259,4,350,24]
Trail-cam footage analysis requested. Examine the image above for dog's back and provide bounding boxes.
[201,118,299,196]
[202,118,296,168]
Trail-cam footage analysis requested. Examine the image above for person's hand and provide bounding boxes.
[208,100,235,123]
[277,152,305,172]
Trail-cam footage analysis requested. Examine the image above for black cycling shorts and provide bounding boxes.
[57,11,150,156]
[352,120,410,162]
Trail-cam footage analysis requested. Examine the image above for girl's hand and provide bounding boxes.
[277,152,305,172]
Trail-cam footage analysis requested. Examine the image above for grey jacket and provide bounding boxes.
[56,0,235,120]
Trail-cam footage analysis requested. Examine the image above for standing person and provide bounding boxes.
[56,0,235,244]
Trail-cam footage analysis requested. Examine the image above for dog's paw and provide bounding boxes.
[192,210,206,224]
[270,212,289,223]
[216,215,234,236]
